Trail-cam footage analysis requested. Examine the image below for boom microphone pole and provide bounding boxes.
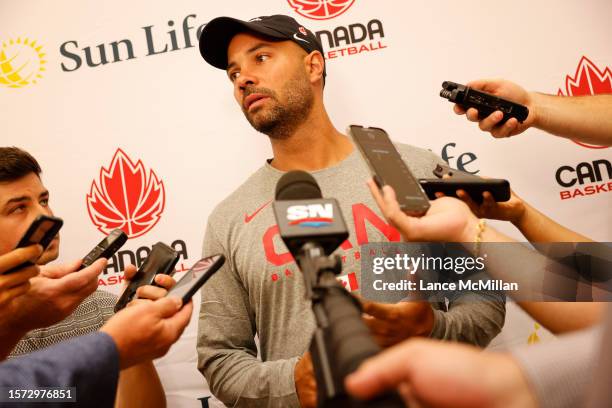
[273,171,405,408]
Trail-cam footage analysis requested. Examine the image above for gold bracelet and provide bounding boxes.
[474,219,486,256]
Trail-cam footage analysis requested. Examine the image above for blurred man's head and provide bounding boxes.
[0,147,59,264]
[199,15,326,139]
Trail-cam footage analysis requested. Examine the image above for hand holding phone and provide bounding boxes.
[4,215,63,274]
[349,125,430,216]
[114,242,179,312]
[166,254,225,307]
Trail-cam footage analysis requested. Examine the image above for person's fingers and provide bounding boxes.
[154,274,175,290]
[466,108,479,122]
[126,298,150,308]
[367,179,386,212]
[453,104,466,115]
[491,118,518,138]
[345,341,419,400]
[479,111,504,132]
[0,281,31,305]
[381,185,401,214]
[0,245,43,274]
[163,300,193,338]
[381,185,423,240]
[60,258,107,292]
[361,314,379,333]
[481,192,496,212]
[152,296,183,319]
[122,264,138,281]
[0,266,39,290]
[40,258,82,279]
[466,79,501,93]
[362,300,394,319]
[456,190,479,214]
[136,285,167,301]
[373,184,423,241]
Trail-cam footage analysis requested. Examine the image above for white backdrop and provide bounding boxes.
[2,1,611,406]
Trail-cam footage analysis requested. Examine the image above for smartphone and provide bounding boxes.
[419,178,511,203]
[79,229,128,270]
[349,125,431,216]
[4,215,63,274]
[114,242,180,312]
[166,254,225,306]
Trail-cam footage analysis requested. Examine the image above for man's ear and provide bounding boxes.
[304,51,325,85]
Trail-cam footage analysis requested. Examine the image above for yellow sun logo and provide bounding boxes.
[0,38,46,88]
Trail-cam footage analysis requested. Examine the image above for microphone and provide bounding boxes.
[273,171,405,408]
[274,170,349,257]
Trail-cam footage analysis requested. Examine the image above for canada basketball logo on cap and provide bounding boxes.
[87,149,165,239]
[558,56,611,149]
[287,0,355,20]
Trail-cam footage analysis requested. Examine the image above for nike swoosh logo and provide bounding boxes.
[244,200,272,224]
[293,33,309,44]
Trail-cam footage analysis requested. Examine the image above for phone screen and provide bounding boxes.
[168,255,225,302]
[350,125,430,215]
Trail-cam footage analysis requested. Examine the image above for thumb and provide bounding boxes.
[122,264,138,281]
[40,258,82,279]
[345,341,418,400]
[0,245,43,273]
[152,297,182,319]
[164,301,193,338]
[466,79,499,94]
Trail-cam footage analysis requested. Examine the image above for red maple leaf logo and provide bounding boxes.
[558,56,612,149]
[287,0,355,20]
[86,149,165,239]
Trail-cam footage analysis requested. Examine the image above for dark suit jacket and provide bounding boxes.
[0,332,119,407]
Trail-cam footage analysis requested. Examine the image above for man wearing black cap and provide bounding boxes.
[197,15,505,408]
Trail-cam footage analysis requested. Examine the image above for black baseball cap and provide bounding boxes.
[199,14,326,80]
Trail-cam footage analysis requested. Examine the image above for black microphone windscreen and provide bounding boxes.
[275,171,322,200]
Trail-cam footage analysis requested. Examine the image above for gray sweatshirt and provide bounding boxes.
[512,304,611,408]
[512,326,601,408]
[197,143,506,407]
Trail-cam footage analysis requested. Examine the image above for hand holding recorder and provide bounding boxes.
[448,79,536,138]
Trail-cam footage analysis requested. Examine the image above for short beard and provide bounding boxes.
[243,70,314,140]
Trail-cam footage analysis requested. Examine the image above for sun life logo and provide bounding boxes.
[0,37,46,88]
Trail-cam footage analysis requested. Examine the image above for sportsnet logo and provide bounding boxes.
[287,0,355,20]
[557,56,611,149]
[287,204,333,227]
[87,148,165,239]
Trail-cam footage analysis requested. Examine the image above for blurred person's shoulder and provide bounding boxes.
[9,290,118,357]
